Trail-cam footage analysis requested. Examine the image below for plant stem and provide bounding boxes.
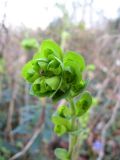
[68,99,78,160]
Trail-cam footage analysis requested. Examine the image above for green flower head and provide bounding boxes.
[22,39,86,101]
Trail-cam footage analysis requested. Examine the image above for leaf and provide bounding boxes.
[47,56,63,75]
[70,79,87,97]
[32,58,48,72]
[21,38,39,50]
[31,76,61,97]
[33,39,63,60]
[57,105,71,118]
[31,77,52,97]
[0,157,5,160]
[63,51,85,83]
[52,88,70,102]
[76,91,92,116]
[52,78,71,102]
[54,125,67,136]
[55,148,69,160]
[63,66,75,84]
[52,114,71,130]
[45,76,61,90]
[21,60,39,83]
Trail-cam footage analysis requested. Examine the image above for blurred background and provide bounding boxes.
[0,0,120,160]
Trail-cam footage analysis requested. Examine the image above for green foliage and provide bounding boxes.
[76,91,92,117]
[86,64,96,71]
[22,38,39,50]
[22,39,92,160]
[55,148,69,160]
[0,157,5,160]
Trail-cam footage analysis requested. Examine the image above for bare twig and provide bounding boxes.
[97,86,120,160]
[9,103,46,160]
[5,83,18,142]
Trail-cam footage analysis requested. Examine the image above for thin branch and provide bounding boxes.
[9,105,46,160]
[5,83,18,142]
[97,86,120,160]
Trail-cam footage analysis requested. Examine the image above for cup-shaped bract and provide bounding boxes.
[57,105,71,118]
[76,91,92,116]
[32,58,48,73]
[63,51,85,84]
[22,61,39,83]
[33,39,63,61]
[55,148,69,160]
[70,80,87,97]
[54,125,67,136]
[52,114,71,130]
[46,56,63,76]
[31,76,61,97]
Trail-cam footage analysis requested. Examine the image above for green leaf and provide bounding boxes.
[55,148,69,160]
[31,76,61,97]
[0,157,5,160]
[33,39,63,60]
[76,91,92,116]
[54,125,67,136]
[21,60,39,83]
[32,58,48,72]
[52,77,71,101]
[57,105,71,118]
[52,114,71,130]
[52,86,71,102]
[63,51,85,83]
[70,80,87,97]
[45,76,61,90]
[21,38,39,50]
[47,56,63,75]
[63,66,75,84]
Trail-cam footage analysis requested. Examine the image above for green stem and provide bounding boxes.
[68,99,78,160]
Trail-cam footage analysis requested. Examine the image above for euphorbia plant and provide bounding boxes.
[22,39,92,160]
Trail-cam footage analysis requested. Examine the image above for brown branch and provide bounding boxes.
[97,86,120,160]
[9,103,46,160]
[5,83,18,142]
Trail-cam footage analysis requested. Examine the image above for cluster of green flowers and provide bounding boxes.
[22,39,92,160]
[22,39,87,101]
[52,91,92,136]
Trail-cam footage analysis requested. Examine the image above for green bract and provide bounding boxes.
[76,91,92,116]
[54,124,67,136]
[34,39,63,60]
[55,148,69,160]
[21,38,39,50]
[57,105,71,118]
[22,39,86,101]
